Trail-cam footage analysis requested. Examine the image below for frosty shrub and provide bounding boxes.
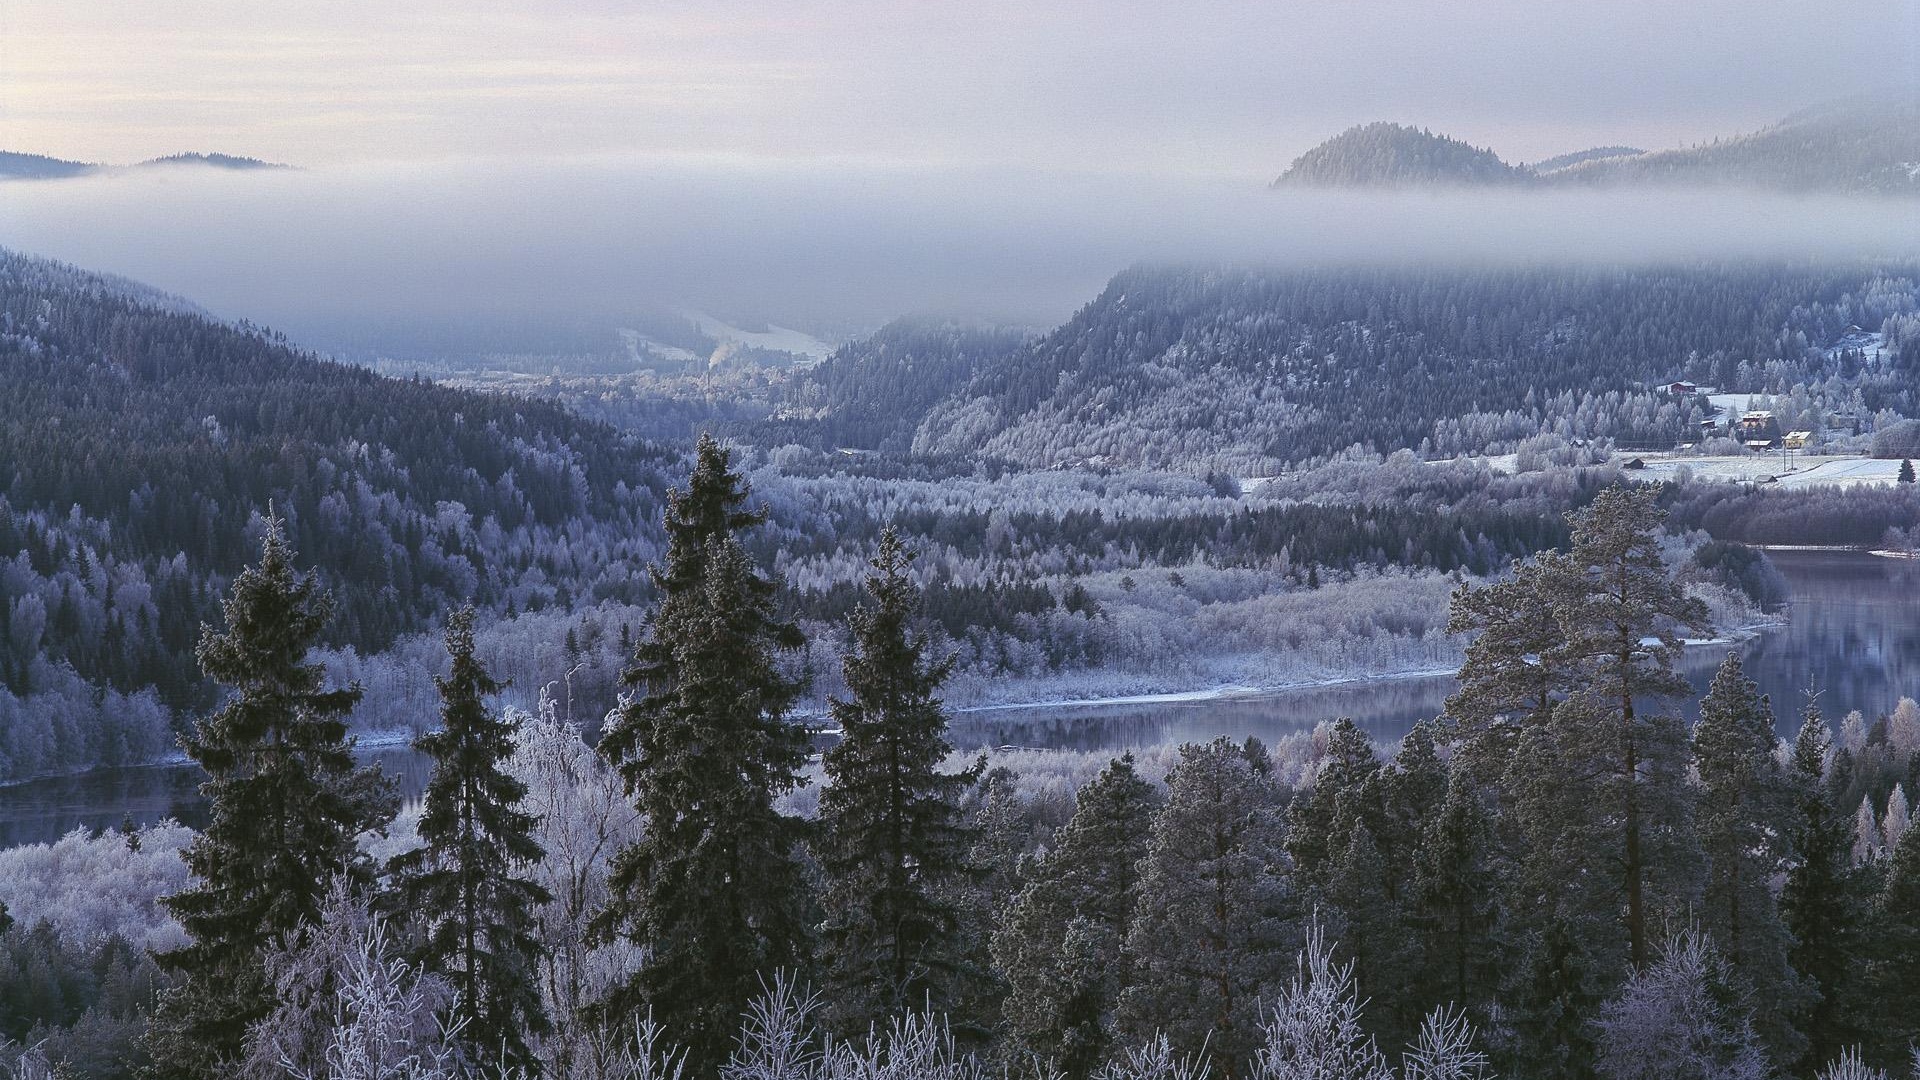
[1093,1035,1213,1080]
[1250,921,1394,1080]
[1593,930,1770,1080]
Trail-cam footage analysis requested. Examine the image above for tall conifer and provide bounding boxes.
[391,607,551,1075]
[147,515,396,1079]
[994,754,1160,1077]
[815,528,980,1026]
[1692,652,1805,1063]
[1781,701,1871,1071]
[592,435,811,1073]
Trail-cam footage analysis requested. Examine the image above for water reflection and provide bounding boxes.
[3,550,1915,848]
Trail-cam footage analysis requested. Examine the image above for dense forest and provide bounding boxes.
[908,262,1920,472]
[3,466,1918,1080]
[7,250,1920,781]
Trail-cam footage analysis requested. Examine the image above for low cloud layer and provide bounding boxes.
[3,160,1917,348]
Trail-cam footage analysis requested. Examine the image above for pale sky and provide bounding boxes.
[4,0,1916,177]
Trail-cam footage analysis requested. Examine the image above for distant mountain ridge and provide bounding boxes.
[1273,96,1920,194]
[0,151,290,181]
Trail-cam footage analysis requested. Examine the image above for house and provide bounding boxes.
[1665,381,1699,397]
[1783,430,1814,451]
[1738,411,1780,446]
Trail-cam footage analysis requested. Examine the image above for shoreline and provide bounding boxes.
[0,620,1790,786]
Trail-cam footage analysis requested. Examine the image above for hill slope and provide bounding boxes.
[0,249,673,777]
[1272,122,1525,188]
[909,262,1920,471]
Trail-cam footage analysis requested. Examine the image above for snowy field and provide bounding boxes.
[1621,452,1908,489]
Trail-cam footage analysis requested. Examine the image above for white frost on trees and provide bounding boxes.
[1592,930,1770,1080]
[1249,921,1395,1080]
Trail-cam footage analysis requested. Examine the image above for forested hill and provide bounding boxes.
[0,250,675,774]
[760,317,1032,451]
[1271,122,1527,188]
[1273,97,1920,194]
[909,262,1920,471]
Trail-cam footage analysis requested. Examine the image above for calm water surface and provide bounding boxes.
[3,549,1915,847]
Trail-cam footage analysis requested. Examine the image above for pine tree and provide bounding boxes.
[1445,554,1573,777]
[592,435,811,1074]
[1119,738,1293,1075]
[1691,652,1805,1063]
[1540,485,1709,969]
[147,515,397,1079]
[995,755,1160,1077]
[815,528,981,1028]
[1781,702,1872,1071]
[390,607,551,1075]
[1898,458,1915,484]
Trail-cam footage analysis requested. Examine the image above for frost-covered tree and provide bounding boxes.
[594,435,812,1073]
[148,517,397,1079]
[996,754,1160,1077]
[1120,738,1293,1073]
[1591,930,1770,1080]
[1400,1006,1494,1080]
[815,528,980,1027]
[1692,653,1804,1062]
[505,696,644,1079]
[390,608,550,1074]
[1248,921,1393,1080]
[242,882,461,1080]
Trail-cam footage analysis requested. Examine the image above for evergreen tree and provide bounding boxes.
[1445,554,1573,777]
[995,754,1160,1077]
[1285,718,1384,896]
[1781,701,1872,1071]
[592,435,812,1074]
[815,528,981,1027]
[390,607,551,1075]
[1898,458,1915,484]
[1691,652,1805,1063]
[1408,772,1505,1022]
[147,515,396,1079]
[1865,827,1920,1065]
[1540,485,1709,969]
[1119,738,1293,1075]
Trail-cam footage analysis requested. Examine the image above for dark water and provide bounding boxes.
[4,550,1916,848]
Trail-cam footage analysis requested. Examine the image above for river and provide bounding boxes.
[3,549,1915,848]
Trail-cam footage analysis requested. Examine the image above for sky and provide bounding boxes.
[5,0,1917,177]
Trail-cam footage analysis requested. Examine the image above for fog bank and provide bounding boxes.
[3,158,1916,348]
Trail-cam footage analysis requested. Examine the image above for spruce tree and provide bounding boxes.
[994,754,1160,1078]
[815,528,980,1027]
[147,515,396,1079]
[1541,484,1709,969]
[1866,827,1920,1065]
[1118,738,1292,1075]
[1409,771,1505,1022]
[1899,458,1915,484]
[390,607,551,1075]
[1781,701,1871,1071]
[592,435,811,1073]
[1691,652,1805,1063]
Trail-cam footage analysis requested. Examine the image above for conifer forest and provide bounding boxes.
[4,4,1920,1078]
